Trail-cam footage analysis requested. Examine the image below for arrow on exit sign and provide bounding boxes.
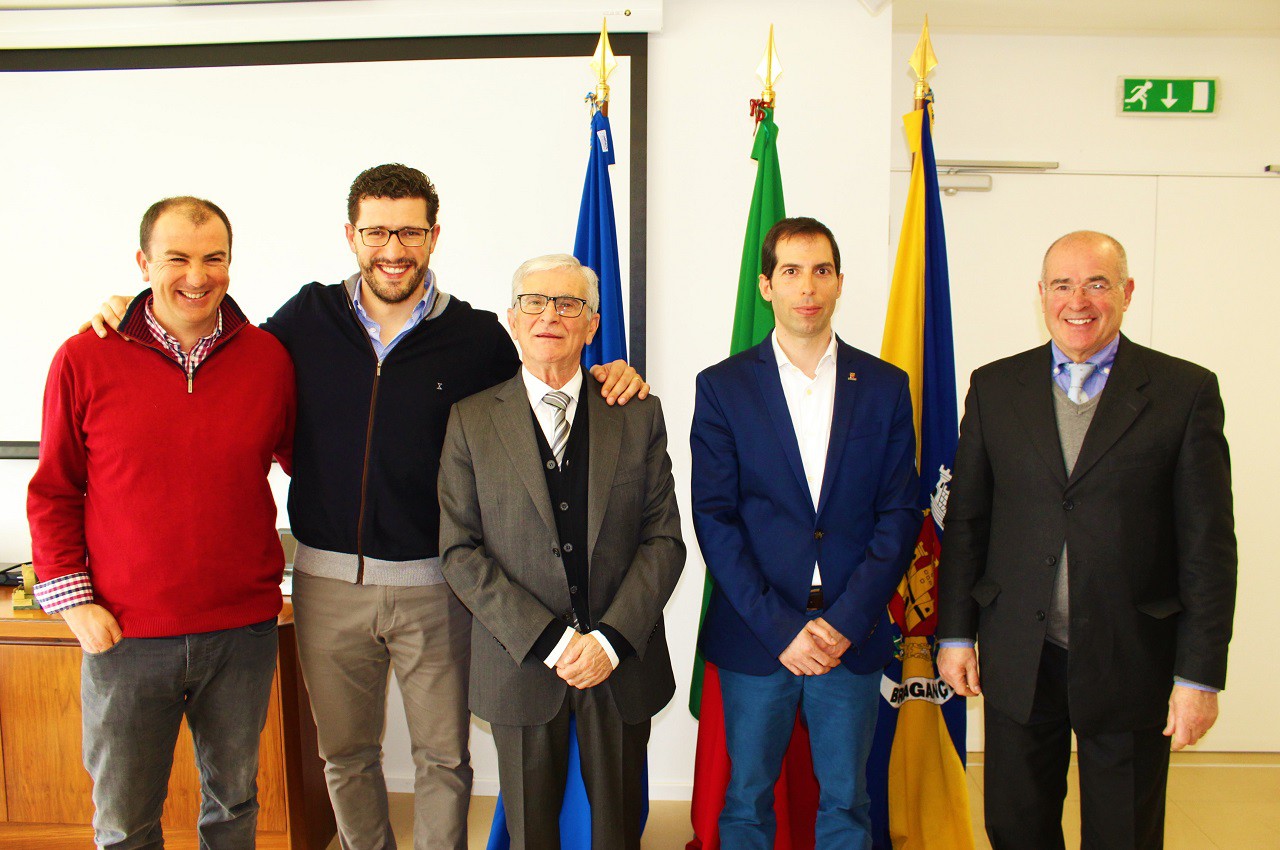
[1121,78,1217,114]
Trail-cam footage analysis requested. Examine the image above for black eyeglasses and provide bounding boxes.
[514,293,590,318]
[356,227,433,248]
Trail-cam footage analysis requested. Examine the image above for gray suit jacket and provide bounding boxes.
[438,371,685,726]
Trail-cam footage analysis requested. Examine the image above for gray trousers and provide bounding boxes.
[80,618,279,850]
[292,572,473,850]
[492,686,650,850]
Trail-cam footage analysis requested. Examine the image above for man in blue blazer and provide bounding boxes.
[691,217,920,849]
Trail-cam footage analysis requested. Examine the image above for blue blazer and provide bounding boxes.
[691,335,921,676]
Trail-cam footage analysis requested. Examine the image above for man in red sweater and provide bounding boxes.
[27,197,296,849]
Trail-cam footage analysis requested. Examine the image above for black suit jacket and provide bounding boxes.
[938,335,1236,734]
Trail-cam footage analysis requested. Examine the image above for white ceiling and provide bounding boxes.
[4,0,1277,38]
[892,0,1280,37]
[0,0,296,6]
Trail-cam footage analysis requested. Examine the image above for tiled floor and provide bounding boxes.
[336,793,693,849]
[334,752,1280,848]
[964,752,1280,849]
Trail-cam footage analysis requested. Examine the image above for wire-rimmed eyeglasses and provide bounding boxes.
[514,293,591,318]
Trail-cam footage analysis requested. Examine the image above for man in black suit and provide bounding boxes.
[937,231,1236,849]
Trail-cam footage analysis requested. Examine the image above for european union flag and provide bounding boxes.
[576,108,627,368]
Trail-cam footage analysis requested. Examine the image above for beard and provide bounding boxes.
[360,256,428,305]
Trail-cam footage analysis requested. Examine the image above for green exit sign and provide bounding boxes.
[1120,78,1217,114]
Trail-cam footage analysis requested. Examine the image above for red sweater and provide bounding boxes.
[28,303,296,637]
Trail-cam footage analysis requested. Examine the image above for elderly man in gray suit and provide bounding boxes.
[438,253,684,850]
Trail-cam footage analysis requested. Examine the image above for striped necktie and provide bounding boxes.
[1067,361,1096,404]
[542,391,571,467]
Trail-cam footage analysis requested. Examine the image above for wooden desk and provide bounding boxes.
[0,588,335,849]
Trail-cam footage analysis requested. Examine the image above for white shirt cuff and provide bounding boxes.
[588,630,620,670]
[543,627,576,668]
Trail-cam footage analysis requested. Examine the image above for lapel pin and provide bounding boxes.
[848,372,857,381]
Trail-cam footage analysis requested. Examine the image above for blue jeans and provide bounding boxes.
[719,663,881,850]
[80,618,279,850]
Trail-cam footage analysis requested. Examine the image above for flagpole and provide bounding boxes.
[908,11,937,194]
[879,18,977,848]
[759,24,779,110]
[693,22,788,718]
[590,16,616,117]
[689,26,809,850]
[910,16,937,110]
[485,20,627,848]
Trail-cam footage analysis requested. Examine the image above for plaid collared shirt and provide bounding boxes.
[143,295,224,373]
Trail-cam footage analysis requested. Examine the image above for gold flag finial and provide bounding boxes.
[590,17,618,104]
[909,16,939,103]
[755,24,782,107]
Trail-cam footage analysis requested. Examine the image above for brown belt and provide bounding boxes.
[806,585,824,611]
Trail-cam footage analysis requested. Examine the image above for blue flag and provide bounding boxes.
[486,105,645,850]
[576,109,627,367]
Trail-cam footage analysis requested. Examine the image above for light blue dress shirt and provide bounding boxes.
[1050,334,1119,400]
[352,269,437,361]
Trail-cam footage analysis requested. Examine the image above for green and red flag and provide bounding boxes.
[687,104,823,850]
[688,103,783,718]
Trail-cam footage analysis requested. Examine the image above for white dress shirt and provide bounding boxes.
[519,367,619,670]
[772,331,838,585]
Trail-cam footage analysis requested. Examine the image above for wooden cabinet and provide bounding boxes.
[0,589,335,849]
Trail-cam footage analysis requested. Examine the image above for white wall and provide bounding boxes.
[889,33,1280,175]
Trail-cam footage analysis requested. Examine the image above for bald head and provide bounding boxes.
[1041,231,1128,283]
[1038,229,1134,363]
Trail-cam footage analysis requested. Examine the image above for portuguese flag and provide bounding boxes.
[687,105,822,850]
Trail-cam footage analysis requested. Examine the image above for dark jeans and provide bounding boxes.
[80,617,279,850]
[719,663,881,850]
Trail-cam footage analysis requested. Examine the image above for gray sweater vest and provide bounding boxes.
[1046,384,1102,648]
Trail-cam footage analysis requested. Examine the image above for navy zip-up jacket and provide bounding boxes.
[262,278,519,571]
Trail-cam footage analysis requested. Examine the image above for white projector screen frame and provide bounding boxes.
[0,33,648,452]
